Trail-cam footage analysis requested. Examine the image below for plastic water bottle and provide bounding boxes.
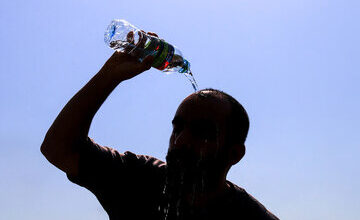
[104,19,191,73]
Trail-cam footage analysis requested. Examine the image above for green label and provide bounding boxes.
[145,40,174,70]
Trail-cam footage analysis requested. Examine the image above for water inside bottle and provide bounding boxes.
[108,39,199,92]
[109,40,130,52]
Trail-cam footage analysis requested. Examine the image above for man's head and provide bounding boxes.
[166,88,249,192]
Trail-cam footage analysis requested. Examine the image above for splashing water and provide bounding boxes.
[184,71,198,92]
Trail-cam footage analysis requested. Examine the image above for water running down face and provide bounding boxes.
[165,92,236,194]
[161,90,248,219]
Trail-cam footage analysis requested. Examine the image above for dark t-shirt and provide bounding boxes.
[67,137,279,220]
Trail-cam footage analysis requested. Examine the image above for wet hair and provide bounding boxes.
[195,88,250,145]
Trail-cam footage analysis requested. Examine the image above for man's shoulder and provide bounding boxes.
[119,151,167,178]
[228,181,279,220]
[122,151,166,168]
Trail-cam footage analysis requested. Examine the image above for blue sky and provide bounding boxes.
[0,0,359,219]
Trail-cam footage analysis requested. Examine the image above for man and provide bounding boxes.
[41,43,279,219]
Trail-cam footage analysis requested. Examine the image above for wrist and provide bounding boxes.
[99,65,128,83]
[98,67,125,85]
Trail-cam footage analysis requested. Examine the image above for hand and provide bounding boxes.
[101,31,159,82]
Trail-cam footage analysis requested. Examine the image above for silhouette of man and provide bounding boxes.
[41,39,279,220]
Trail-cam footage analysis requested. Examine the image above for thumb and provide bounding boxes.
[141,55,154,71]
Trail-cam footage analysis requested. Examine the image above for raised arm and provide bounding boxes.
[40,51,154,176]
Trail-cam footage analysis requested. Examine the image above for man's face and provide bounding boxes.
[165,93,232,192]
[168,93,231,158]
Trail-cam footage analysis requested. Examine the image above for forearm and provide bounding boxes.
[41,67,123,157]
[40,50,153,174]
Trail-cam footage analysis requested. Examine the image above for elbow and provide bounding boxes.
[40,140,51,158]
[40,136,56,161]
[40,129,52,157]
[40,131,60,160]
[40,140,60,166]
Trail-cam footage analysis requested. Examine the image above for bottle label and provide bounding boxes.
[145,40,174,70]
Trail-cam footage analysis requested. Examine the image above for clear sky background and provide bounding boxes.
[1,0,359,219]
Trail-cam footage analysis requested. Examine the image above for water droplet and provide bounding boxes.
[163,183,167,194]
[164,203,170,220]
[176,199,181,217]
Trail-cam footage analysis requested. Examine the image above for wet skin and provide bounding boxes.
[164,92,245,209]
[169,93,231,160]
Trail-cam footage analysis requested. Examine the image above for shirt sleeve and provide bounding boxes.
[66,137,165,194]
[231,183,280,220]
[246,193,280,220]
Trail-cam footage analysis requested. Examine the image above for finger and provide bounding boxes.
[126,31,135,44]
[141,55,154,71]
[147,32,159,38]
[124,31,135,53]
[130,30,148,58]
[129,47,139,58]
[137,30,147,48]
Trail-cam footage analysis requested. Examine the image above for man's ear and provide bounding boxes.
[228,144,245,166]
